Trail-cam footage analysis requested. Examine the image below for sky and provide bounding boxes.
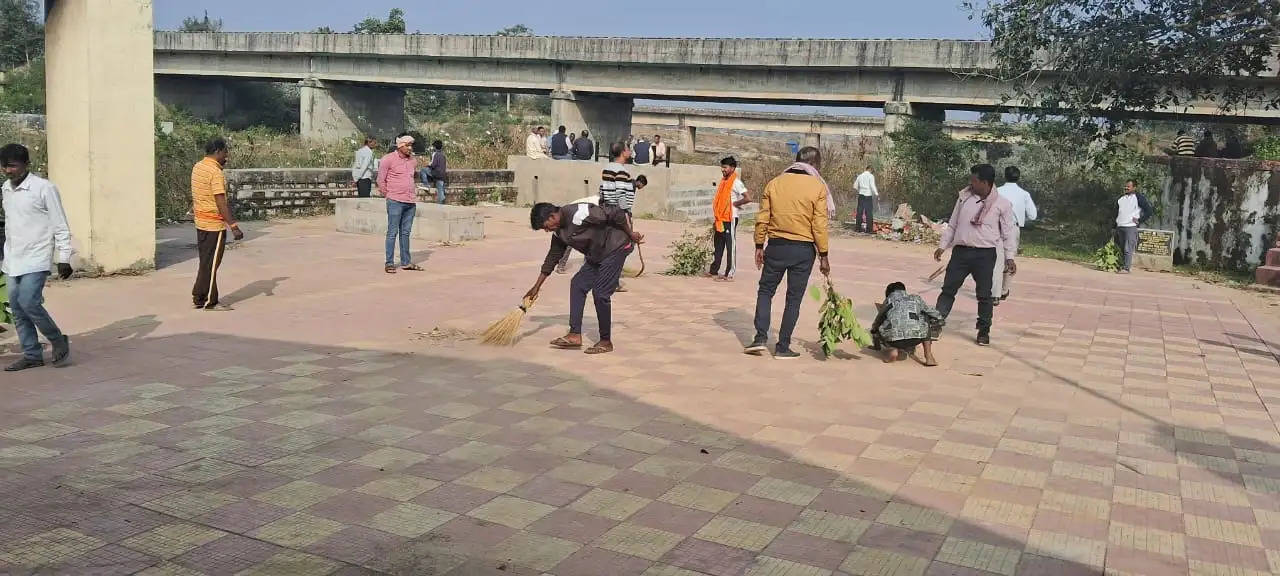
[154,0,987,40]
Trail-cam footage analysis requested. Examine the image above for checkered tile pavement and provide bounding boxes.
[2,210,1280,575]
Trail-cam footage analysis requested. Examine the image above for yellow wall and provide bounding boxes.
[46,0,156,273]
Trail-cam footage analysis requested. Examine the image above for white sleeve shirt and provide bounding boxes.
[2,174,73,277]
[855,171,878,196]
[730,178,748,218]
[996,183,1037,227]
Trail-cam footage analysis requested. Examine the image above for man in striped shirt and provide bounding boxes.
[598,142,635,212]
[598,142,635,290]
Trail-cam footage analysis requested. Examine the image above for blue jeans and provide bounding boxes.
[9,272,62,360]
[385,200,416,267]
[435,179,447,204]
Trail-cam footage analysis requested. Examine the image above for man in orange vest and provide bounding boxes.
[708,157,751,281]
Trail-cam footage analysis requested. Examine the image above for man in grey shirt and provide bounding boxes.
[351,136,376,198]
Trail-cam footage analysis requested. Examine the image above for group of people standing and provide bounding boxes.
[525,126,668,166]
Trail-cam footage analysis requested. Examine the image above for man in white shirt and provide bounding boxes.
[992,166,1037,302]
[1115,179,1151,274]
[1,144,72,371]
[526,126,549,160]
[351,136,376,198]
[853,166,878,234]
[651,135,668,166]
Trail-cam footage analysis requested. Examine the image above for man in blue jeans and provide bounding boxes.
[1,143,73,371]
[378,134,423,273]
[428,140,448,204]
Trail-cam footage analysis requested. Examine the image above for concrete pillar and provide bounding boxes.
[46,0,156,273]
[802,122,823,149]
[677,119,697,154]
[551,90,634,151]
[883,101,948,154]
[300,79,405,142]
[155,76,230,122]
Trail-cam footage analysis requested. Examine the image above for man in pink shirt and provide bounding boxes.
[378,134,423,273]
[932,163,1017,346]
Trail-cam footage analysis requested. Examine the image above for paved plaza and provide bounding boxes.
[3,208,1280,575]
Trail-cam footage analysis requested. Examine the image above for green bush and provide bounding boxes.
[663,228,713,276]
[884,119,978,220]
[1253,136,1280,161]
[1093,239,1120,272]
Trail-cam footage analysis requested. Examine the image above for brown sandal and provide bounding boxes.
[385,265,397,274]
[402,264,424,271]
[550,337,582,350]
[584,342,614,355]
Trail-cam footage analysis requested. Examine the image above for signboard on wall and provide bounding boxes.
[1133,228,1174,271]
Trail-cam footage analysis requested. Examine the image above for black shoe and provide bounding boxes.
[5,357,44,372]
[51,336,70,367]
[976,332,990,346]
[744,338,767,355]
[774,347,801,360]
[1000,291,1010,301]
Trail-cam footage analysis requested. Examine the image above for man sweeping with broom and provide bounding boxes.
[523,201,644,355]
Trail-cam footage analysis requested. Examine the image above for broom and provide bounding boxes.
[480,296,535,346]
[927,263,946,282]
[623,243,646,278]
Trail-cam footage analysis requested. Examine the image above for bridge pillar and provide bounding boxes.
[156,76,232,122]
[300,79,404,142]
[551,91,634,151]
[45,0,156,273]
[677,119,697,154]
[884,101,946,135]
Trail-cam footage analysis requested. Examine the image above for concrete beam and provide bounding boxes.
[299,79,404,142]
[152,32,1280,122]
[47,0,155,274]
[631,105,1005,144]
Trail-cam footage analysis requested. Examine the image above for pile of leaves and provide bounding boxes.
[1093,239,1120,272]
[663,228,713,276]
[810,279,873,357]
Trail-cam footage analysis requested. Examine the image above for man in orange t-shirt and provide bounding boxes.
[190,138,243,310]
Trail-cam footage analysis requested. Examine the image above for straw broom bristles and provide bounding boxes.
[480,297,535,346]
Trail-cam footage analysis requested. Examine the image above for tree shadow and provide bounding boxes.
[223,277,289,306]
[0,328,1198,575]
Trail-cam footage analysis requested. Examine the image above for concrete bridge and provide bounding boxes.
[630,105,1005,151]
[153,32,1280,143]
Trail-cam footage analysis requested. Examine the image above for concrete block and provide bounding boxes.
[335,198,484,243]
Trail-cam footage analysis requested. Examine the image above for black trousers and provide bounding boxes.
[356,178,372,198]
[753,238,816,351]
[709,218,738,277]
[935,245,997,333]
[569,246,631,341]
[192,229,227,308]
[856,195,875,233]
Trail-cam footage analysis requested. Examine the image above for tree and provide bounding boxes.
[0,0,43,70]
[180,10,223,32]
[969,0,1280,137]
[353,8,406,34]
[0,58,44,113]
[312,26,337,34]
[495,24,533,36]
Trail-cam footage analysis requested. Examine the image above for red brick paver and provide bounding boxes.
[1,209,1279,574]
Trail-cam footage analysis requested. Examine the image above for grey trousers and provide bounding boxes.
[1116,226,1139,271]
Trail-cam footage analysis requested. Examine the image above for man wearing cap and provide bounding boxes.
[379,134,423,273]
